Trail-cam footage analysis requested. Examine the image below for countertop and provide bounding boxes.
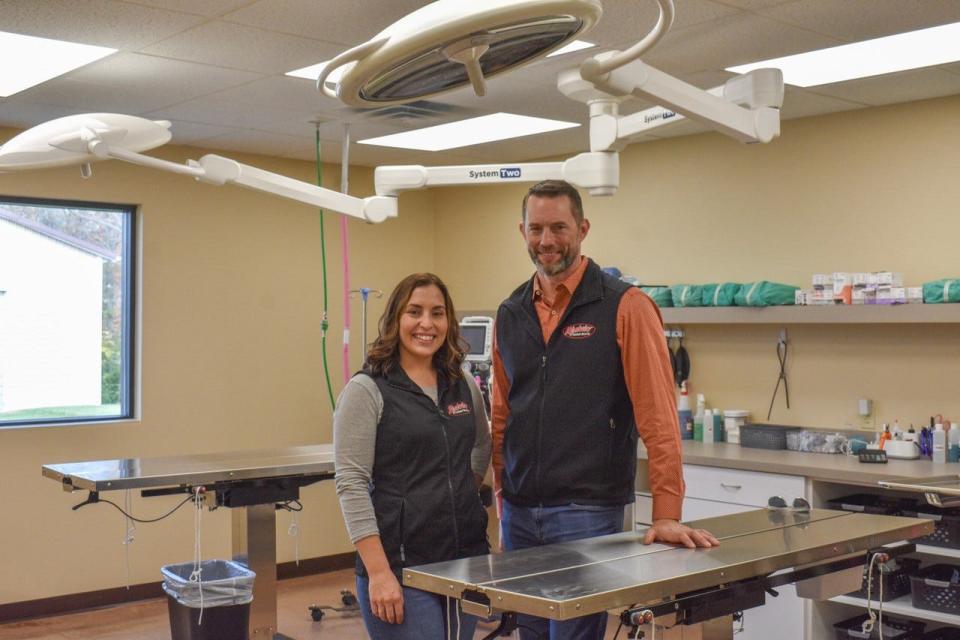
[639,440,958,486]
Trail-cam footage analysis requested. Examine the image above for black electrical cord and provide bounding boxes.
[87,494,196,523]
[766,337,790,420]
[279,499,304,512]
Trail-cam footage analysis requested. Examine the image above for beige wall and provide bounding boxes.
[434,94,960,431]
[2,92,960,605]
[0,136,436,605]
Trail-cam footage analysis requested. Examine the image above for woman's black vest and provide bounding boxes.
[357,367,489,578]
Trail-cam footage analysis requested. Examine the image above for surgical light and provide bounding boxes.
[727,21,960,88]
[0,31,116,98]
[317,0,603,107]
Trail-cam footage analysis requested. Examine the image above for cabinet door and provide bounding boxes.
[740,583,803,640]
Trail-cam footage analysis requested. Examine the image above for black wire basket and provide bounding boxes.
[910,564,960,614]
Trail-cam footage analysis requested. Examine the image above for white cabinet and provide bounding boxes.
[636,464,805,640]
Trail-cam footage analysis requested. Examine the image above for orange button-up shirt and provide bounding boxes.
[491,257,685,521]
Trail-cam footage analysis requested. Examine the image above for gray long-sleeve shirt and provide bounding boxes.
[333,373,491,543]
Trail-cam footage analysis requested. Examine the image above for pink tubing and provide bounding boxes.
[341,215,351,384]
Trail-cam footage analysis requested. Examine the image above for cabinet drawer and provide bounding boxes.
[684,464,804,507]
[683,496,758,522]
[635,492,759,526]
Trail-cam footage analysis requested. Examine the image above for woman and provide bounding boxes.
[334,273,490,640]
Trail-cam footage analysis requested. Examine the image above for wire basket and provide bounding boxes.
[833,614,925,640]
[901,503,960,549]
[849,557,921,601]
[910,564,960,615]
[740,423,800,450]
[826,494,910,516]
[922,628,960,640]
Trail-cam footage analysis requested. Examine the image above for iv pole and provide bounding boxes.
[349,288,383,363]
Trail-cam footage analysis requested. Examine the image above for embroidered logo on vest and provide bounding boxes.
[447,401,471,416]
[562,322,597,339]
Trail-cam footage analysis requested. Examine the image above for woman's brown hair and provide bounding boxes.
[364,273,464,382]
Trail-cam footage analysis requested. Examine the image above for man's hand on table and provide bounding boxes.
[643,518,720,548]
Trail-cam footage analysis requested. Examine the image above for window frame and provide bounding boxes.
[0,194,137,428]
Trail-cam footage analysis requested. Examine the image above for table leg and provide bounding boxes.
[233,504,291,639]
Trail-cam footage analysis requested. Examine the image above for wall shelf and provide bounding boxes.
[829,593,960,627]
[660,305,960,325]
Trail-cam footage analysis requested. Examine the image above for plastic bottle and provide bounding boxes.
[891,421,903,440]
[905,423,917,443]
[948,423,960,462]
[694,394,705,442]
[703,409,714,443]
[933,423,947,464]
[879,424,891,449]
[677,382,693,440]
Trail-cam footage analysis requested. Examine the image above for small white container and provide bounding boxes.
[723,410,750,445]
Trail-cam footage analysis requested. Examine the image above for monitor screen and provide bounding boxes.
[460,325,487,356]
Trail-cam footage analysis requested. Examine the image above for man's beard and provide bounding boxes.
[529,246,575,276]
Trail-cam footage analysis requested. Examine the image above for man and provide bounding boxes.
[491,180,718,640]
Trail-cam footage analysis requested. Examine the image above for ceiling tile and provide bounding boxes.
[777,85,867,119]
[188,129,316,158]
[199,75,338,113]
[804,66,960,107]
[711,0,799,9]
[591,0,743,51]
[39,53,264,111]
[124,0,256,18]
[13,78,173,114]
[645,12,843,75]
[165,120,245,145]
[144,96,302,129]
[222,0,430,46]
[140,21,342,74]
[0,0,205,49]
[0,101,80,132]
[439,74,590,124]
[757,0,960,42]
[281,142,483,168]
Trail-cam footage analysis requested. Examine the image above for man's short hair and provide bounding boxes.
[522,180,584,225]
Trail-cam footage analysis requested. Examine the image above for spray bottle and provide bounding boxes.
[677,382,693,440]
[694,394,706,442]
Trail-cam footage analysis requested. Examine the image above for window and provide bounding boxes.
[0,196,136,427]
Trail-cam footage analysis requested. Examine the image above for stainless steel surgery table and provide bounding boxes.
[404,508,932,639]
[42,444,335,640]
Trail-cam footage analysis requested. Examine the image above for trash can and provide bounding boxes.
[162,560,255,640]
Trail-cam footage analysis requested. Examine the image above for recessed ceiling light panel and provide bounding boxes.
[0,31,116,97]
[727,21,960,87]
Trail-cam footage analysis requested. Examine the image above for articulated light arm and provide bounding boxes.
[374,151,620,198]
[0,114,397,224]
[578,67,784,152]
[578,59,783,148]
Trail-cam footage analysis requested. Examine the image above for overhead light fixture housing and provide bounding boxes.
[0,31,116,97]
[727,21,960,87]
[319,0,603,107]
[358,112,579,151]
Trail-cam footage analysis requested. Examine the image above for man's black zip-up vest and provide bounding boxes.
[496,258,638,507]
[357,367,488,578]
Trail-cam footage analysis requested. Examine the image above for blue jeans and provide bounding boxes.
[356,574,478,640]
[501,500,625,640]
